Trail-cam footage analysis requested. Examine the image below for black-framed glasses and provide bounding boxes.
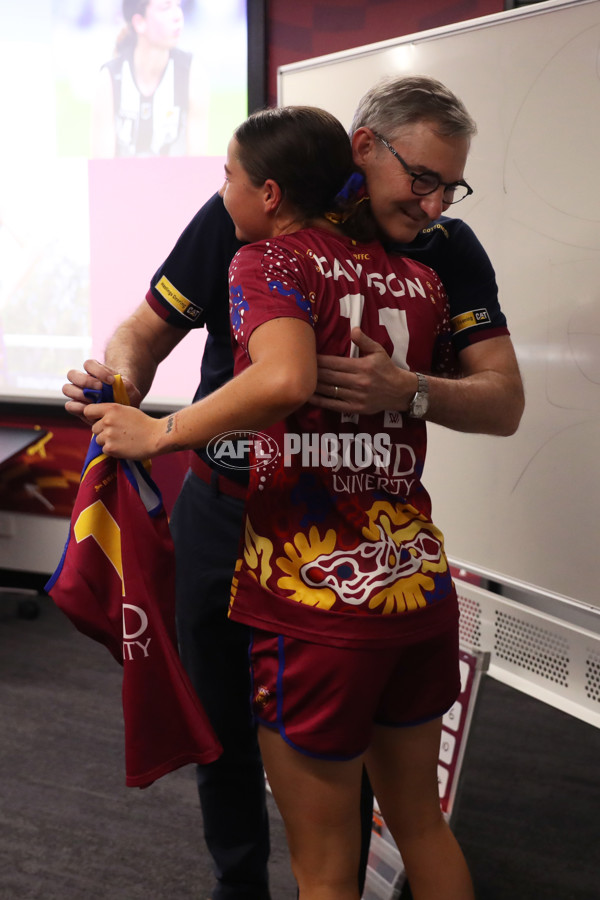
[373,132,473,205]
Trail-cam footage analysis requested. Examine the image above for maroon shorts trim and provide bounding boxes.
[248,621,460,760]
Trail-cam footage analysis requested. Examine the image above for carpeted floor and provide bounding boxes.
[1,591,599,899]
[0,591,295,899]
[451,676,600,900]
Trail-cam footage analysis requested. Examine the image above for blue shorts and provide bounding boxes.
[249,621,460,760]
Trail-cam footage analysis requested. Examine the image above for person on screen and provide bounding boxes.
[85,103,478,900]
[64,76,524,900]
[90,0,207,157]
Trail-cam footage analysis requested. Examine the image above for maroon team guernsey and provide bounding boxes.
[46,378,222,787]
[226,227,459,649]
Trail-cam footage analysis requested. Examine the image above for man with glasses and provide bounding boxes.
[64,76,523,900]
[373,132,473,204]
[314,76,522,434]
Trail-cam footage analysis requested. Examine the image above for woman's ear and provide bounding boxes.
[263,178,283,214]
[131,13,146,36]
[351,127,376,167]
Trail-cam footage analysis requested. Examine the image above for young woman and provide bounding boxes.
[91,0,207,157]
[86,105,474,900]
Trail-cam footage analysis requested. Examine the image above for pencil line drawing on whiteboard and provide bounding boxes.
[500,13,600,611]
[503,19,600,412]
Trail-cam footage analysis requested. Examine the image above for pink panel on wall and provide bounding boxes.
[88,156,226,407]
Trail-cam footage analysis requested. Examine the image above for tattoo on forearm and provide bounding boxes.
[165,413,183,451]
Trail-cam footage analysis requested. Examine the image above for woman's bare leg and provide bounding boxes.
[365,718,475,900]
[258,725,363,900]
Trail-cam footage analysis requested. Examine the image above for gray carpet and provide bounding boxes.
[1,591,599,899]
[452,677,600,900]
[0,592,295,899]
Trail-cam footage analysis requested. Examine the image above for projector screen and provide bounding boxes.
[0,0,249,410]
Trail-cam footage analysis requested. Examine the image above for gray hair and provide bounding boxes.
[350,75,477,140]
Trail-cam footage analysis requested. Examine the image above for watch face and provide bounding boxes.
[412,396,427,417]
[409,374,429,418]
[409,387,429,418]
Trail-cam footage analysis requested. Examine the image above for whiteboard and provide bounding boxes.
[278,0,600,609]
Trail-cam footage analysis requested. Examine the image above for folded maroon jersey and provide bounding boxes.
[46,378,222,787]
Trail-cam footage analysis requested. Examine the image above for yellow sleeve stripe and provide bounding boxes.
[451,308,491,333]
[155,275,200,319]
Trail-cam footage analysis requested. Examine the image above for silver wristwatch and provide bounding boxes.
[408,373,429,419]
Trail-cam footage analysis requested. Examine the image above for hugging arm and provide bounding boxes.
[313,327,524,436]
[84,317,317,459]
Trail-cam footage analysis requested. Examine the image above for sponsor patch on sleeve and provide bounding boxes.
[155,276,202,321]
[451,308,491,333]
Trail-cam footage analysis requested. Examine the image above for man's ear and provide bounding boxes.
[263,178,283,213]
[351,127,376,167]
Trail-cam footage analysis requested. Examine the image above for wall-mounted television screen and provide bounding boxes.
[0,0,254,409]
